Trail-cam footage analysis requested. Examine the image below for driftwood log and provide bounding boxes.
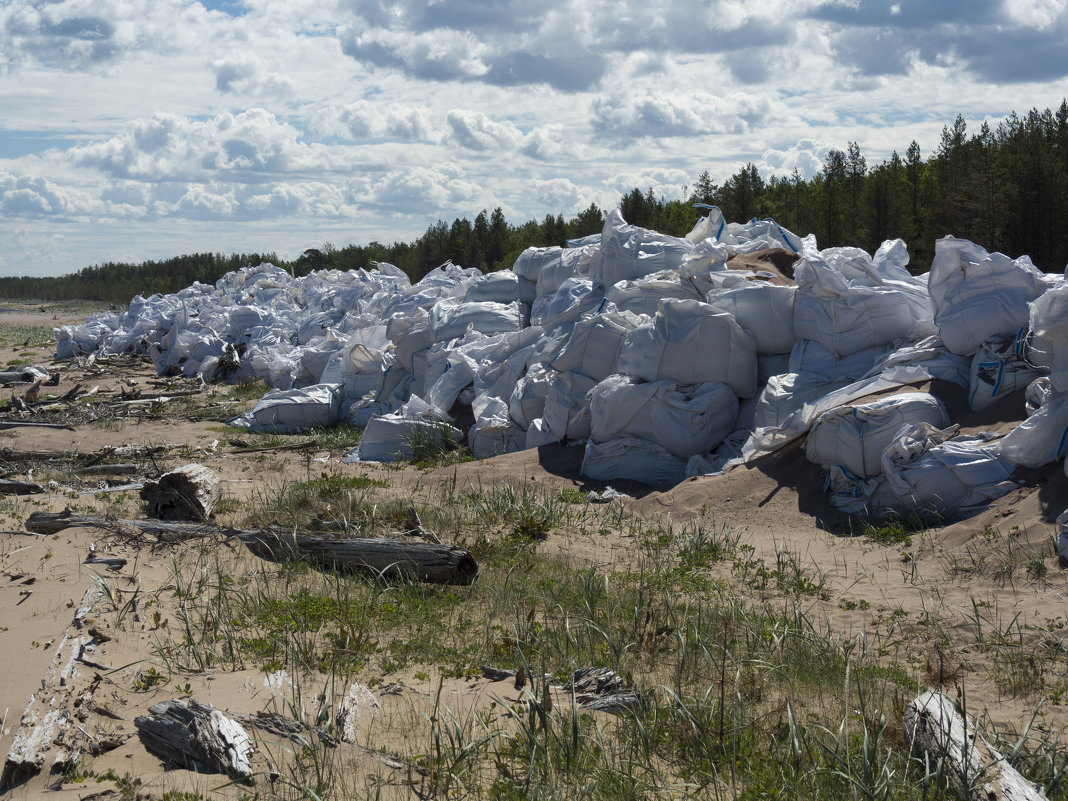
[0,478,44,495]
[0,579,111,792]
[25,510,219,541]
[135,699,253,779]
[140,463,221,521]
[904,690,1049,800]
[23,510,479,584]
[237,529,479,585]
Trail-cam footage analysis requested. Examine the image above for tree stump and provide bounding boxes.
[140,463,221,521]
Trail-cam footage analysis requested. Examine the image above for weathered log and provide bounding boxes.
[904,690,1049,800]
[0,579,109,792]
[140,463,222,521]
[25,510,218,540]
[0,478,44,495]
[237,529,479,585]
[0,422,75,431]
[23,510,479,584]
[135,698,253,779]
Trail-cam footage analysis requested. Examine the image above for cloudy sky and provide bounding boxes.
[3,0,1068,277]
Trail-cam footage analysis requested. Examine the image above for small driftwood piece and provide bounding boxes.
[479,666,644,714]
[904,690,1049,800]
[135,698,253,780]
[141,463,221,521]
[237,529,479,585]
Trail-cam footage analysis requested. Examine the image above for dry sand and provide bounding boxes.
[0,304,1065,799]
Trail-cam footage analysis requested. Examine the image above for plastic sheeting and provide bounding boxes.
[804,392,951,477]
[588,374,738,458]
[617,299,758,397]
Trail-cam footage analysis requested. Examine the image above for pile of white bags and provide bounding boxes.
[55,205,1068,521]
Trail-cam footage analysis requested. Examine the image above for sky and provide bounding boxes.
[3,0,1068,277]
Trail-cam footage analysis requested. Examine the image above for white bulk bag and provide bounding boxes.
[968,332,1044,411]
[999,394,1068,468]
[753,373,852,429]
[542,371,597,442]
[929,236,1050,356]
[804,392,951,477]
[535,247,590,297]
[513,246,567,283]
[616,299,758,397]
[881,424,1017,518]
[588,209,695,287]
[789,339,894,382]
[525,417,559,448]
[705,283,797,355]
[429,300,525,342]
[529,278,604,328]
[464,271,520,304]
[793,245,921,358]
[551,310,645,382]
[581,437,687,486]
[605,272,702,317]
[825,467,898,516]
[227,383,342,434]
[1027,283,1068,393]
[469,396,524,458]
[589,375,738,458]
[509,364,553,430]
[348,416,462,462]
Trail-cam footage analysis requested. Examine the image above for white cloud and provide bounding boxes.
[592,91,773,138]
[445,110,523,151]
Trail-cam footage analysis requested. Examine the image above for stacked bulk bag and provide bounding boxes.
[581,437,688,485]
[881,424,1017,518]
[588,375,738,458]
[1000,394,1068,468]
[1027,283,1068,393]
[804,392,951,477]
[588,209,696,287]
[428,299,526,342]
[705,283,796,355]
[605,271,702,316]
[551,310,646,382]
[542,371,598,442]
[617,298,758,397]
[792,242,927,359]
[346,397,461,463]
[929,236,1051,356]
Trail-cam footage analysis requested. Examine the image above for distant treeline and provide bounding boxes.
[4,101,1068,304]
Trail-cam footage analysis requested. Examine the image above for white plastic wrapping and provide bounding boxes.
[588,374,738,458]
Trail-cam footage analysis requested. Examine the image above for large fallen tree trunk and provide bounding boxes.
[24,510,479,584]
[904,690,1049,800]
